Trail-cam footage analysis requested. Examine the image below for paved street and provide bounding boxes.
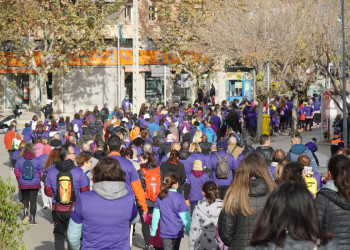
[0,126,331,250]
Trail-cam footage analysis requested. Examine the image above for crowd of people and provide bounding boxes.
[3,95,350,250]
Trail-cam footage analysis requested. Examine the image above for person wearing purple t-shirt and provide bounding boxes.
[151,173,191,250]
[67,157,139,250]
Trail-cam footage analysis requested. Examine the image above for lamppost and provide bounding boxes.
[341,0,348,148]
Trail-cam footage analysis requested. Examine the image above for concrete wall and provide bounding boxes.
[52,66,118,114]
[215,71,227,104]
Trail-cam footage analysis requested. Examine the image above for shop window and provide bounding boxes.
[145,72,162,104]
[4,74,29,109]
[229,80,243,97]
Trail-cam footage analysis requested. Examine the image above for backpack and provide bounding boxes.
[22,159,34,180]
[305,172,317,197]
[141,168,161,202]
[55,170,76,206]
[12,132,21,150]
[214,152,229,179]
[93,110,100,117]
[100,109,106,117]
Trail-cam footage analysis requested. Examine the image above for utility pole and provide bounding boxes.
[133,0,139,113]
[341,0,348,148]
[267,61,271,114]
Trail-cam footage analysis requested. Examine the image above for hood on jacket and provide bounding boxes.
[191,170,205,178]
[55,159,76,172]
[93,181,127,200]
[249,178,269,197]
[318,185,350,210]
[163,161,183,171]
[290,144,308,155]
[179,150,191,160]
[196,199,223,224]
[23,151,36,160]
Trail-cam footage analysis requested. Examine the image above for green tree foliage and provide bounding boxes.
[0,177,28,250]
[0,0,125,97]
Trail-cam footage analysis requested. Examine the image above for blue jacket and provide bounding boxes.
[287,144,317,172]
[247,112,257,127]
[148,122,160,137]
[185,171,209,202]
[313,101,321,111]
[303,106,314,118]
[305,141,318,153]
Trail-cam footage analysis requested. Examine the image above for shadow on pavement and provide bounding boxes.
[34,241,54,250]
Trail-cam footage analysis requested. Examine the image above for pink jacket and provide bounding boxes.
[34,143,44,157]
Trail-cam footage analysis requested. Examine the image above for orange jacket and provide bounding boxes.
[4,131,21,150]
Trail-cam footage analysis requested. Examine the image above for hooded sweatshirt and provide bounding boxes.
[189,199,223,250]
[184,170,209,202]
[14,151,42,189]
[68,181,138,250]
[44,159,89,212]
[34,143,45,157]
[287,144,317,172]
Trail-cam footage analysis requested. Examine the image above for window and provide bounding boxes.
[125,4,132,22]
[149,5,157,22]
[229,80,243,97]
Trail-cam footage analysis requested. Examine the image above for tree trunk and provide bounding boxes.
[291,93,299,134]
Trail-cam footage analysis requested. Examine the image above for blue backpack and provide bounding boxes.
[22,160,34,180]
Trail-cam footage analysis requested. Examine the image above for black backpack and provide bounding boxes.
[214,152,229,179]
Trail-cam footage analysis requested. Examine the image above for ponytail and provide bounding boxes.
[329,155,350,200]
[159,173,179,200]
[202,181,219,205]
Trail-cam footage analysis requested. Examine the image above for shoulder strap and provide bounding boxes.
[231,145,238,154]
[224,152,228,159]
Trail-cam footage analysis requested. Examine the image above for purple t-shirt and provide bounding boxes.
[208,151,238,186]
[185,172,209,202]
[70,191,137,250]
[155,190,188,238]
[45,166,88,204]
[108,155,140,194]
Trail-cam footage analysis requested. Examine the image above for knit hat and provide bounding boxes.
[193,160,203,171]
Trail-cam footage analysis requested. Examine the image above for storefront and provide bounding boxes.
[224,70,254,103]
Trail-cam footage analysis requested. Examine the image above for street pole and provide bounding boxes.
[267,61,270,114]
[133,0,139,113]
[117,31,121,108]
[341,0,348,148]
[164,65,167,106]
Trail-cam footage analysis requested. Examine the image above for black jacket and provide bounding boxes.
[255,146,274,167]
[218,178,269,250]
[160,161,186,191]
[315,186,350,249]
[157,142,172,156]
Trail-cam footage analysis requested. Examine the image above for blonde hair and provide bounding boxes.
[223,152,276,216]
[189,143,202,153]
[171,142,181,151]
[192,130,202,143]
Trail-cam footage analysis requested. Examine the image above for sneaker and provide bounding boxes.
[30,219,37,225]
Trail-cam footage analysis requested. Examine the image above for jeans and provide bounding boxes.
[21,189,39,218]
[52,211,73,250]
[190,201,198,216]
[8,150,15,167]
[218,185,230,200]
[162,238,181,250]
[137,207,154,246]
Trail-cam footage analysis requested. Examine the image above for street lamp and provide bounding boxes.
[341,0,348,148]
